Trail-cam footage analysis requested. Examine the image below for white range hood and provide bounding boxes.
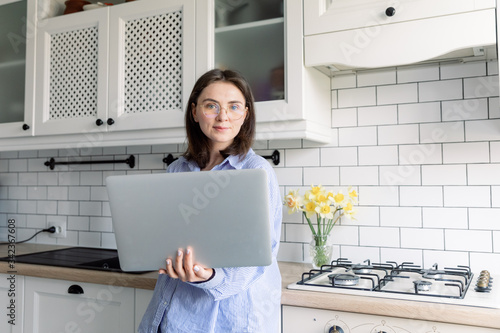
[304,2,497,75]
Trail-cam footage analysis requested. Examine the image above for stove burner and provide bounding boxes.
[329,274,360,286]
[352,259,373,274]
[413,280,432,292]
[420,263,446,279]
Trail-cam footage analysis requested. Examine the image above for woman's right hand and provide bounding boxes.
[160,247,214,283]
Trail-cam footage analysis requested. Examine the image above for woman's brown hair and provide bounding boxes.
[183,69,256,169]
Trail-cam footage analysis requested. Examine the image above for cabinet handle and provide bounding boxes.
[96,119,104,126]
[107,118,115,126]
[385,7,396,16]
[68,284,84,294]
[22,124,30,130]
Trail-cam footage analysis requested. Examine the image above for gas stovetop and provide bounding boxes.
[287,258,499,309]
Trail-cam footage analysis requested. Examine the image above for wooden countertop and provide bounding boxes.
[2,244,500,329]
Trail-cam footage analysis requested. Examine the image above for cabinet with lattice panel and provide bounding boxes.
[34,0,196,136]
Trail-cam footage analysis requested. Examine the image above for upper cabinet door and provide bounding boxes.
[304,0,496,36]
[204,0,332,143]
[34,9,109,136]
[107,0,196,132]
[0,0,34,138]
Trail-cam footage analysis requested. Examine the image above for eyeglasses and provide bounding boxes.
[199,101,246,120]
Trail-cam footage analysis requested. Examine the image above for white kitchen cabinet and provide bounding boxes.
[0,273,24,333]
[0,0,35,138]
[24,276,135,333]
[202,0,331,143]
[282,305,500,333]
[34,0,195,136]
[304,0,497,72]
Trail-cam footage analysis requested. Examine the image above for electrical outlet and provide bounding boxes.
[48,221,66,238]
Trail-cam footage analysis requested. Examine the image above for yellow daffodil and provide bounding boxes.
[284,190,302,214]
[304,200,317,218]
[305,184,324,201]
[316,202,333,219]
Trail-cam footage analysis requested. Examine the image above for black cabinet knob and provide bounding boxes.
[22,124,30,130]
[385,7,396,16]
[107,118,115,125]
[68,284,84,294]
[96,119,104,126]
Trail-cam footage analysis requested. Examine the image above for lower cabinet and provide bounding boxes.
[0,273,24,333]
[24,276,136,333]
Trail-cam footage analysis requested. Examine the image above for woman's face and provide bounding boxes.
[192,81,247,151]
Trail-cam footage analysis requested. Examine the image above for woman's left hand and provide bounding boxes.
[160,247,214,283]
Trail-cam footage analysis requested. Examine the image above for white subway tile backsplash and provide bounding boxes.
[69,187,90,201]
[398,102,441,124]
[443,142,489,164]
[331,73,356,89]
[358,186,399,206]
[489,97,500,118]
[443,186,490,207]
[360,227,399,247]
[338,127,378,146]
[397,64,439,83]
[275,168,303,186]
[303,167,339,186]
[357,68,396,87]
[422,207,468,229]
[442,98,488,121]
[379,165,421,186]
[465,119,500,141]
[338,87,376,108]
[332,108,357,127]
[419,79,462,102]
[470,252,500,274]
[445,229,492,252]
[420,122,465,143]
[399,144,442,165]
[377,83,418,105]
[422,250,469,269]
[9,159,28,172]
[78,231,101,247]
[421,165,466,185]
[378,124,419,145]
[340,166,378,186]
[380,207,421,227]
[357,105,398,126]
[467,164,500,185]
[80,201,102,216]
[358,146,398,165]
[463,76,499,98]
[285,148,319,167]
[330,225,359,245]
[400,186,443,207]
[401,228,444,250]
[469,208,500,230]
[440,61,486,79]
[1,63,499,264]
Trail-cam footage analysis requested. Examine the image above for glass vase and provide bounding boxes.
[309,234,333,269]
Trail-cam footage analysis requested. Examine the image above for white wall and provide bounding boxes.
[1,60,499,273]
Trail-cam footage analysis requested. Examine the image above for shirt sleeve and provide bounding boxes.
[188,159,283,301]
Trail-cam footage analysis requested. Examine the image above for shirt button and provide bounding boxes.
[164,302,167,305]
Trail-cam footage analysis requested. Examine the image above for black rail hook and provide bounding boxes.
[162,150,280,166]
[44,155,135,170]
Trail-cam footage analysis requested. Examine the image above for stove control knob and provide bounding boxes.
[328,326,344,333]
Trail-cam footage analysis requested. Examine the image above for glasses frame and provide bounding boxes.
[198,101,247,121]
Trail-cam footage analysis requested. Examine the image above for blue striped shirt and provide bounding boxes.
[138,149,282,332]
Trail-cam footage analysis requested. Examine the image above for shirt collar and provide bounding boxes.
[180,148,254,171]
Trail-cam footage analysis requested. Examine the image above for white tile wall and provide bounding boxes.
[1,61,500,273]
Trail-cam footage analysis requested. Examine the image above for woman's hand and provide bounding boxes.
[159,247,214,283]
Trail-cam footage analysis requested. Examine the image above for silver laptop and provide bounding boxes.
[106,168,272,272]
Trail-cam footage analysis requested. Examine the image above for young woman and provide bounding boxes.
[138,69,282,332]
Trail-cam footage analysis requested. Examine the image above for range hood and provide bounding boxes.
[304,8,497,76]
